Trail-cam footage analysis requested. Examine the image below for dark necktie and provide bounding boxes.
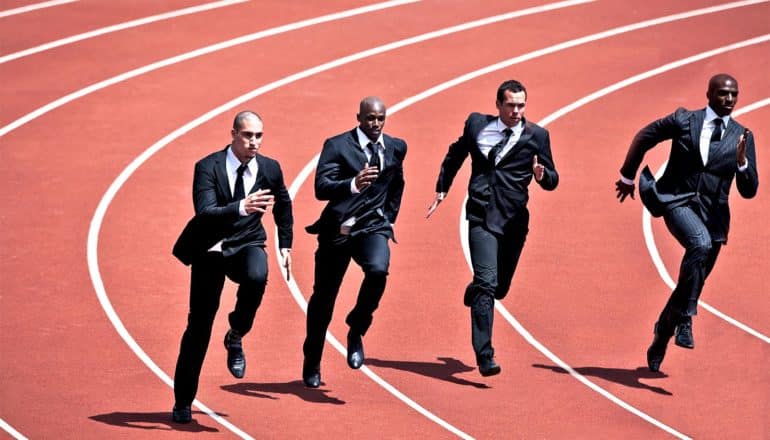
[233,163,248,200]
[710,118,723,144]
[489,128,512,164]
[367,142,381,171]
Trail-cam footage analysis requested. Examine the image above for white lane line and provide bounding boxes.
[457,35,769,439]
[82,2,593,438]
[0,0,75,18]
[0,0,419,138]
[0,418,27,440]
[642,99,770,344]
[0,0,249,65]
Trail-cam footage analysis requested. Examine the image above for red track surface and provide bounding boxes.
[1,0,768,438]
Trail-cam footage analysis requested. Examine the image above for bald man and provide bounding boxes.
[302,97,407,387]
[616,74,758,372]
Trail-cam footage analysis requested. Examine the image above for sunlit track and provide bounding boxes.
[643,99,770,345]
[0,0,75,18]
[0,417,27,440]
[0,0,418,137]
[0,0,249,65]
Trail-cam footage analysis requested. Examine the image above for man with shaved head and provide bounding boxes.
[302,96,407,387]
[616,74,758,372]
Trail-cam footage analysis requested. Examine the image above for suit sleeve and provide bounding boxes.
[620,108,685,180]
[192,160,239,219]
[736,130,759,198]
[269,161,294,248]
[315,138,355,201]
[385,140,407,224]
[435,117,473,193]
[536,129,559,191]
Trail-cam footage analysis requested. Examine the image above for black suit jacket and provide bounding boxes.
[621,107,759,242]
[306,129,406,240]
[436,113,559,234]
[173,147,293,265]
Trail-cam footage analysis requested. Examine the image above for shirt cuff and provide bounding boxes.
[350,178,360,194]
[619,175,635,185]
[738,160,749,172]
[239,199,247,216]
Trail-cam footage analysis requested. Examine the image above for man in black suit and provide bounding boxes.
[170,111,293,422]
[427,80,559,376]
[302,96,407,388]
[615,73,758,372]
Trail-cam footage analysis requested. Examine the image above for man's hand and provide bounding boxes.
[244,189,274,214]
[426,192,446,218]
[615,179,635,202]
[532,155,545,182]
[737,129,749,167]
[280,248,292,281]
[354,166,379,191]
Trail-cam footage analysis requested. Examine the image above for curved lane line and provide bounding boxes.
[0,0,249,65]
[0,418,27,440]
[457,36,769,439]
[85,2,764,437]
[642,99,770,344]
[0,0,75,18]
[83,2,596,437]
[0,0,418,137]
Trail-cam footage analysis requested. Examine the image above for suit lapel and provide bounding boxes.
[214,149,231,199]
[690,110,705,164]
[349,129,369,168]
[250,155,266,194]
[382,135,395,169]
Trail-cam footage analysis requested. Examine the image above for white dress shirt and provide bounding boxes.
[477,118,524,165]
[700,106,730,166]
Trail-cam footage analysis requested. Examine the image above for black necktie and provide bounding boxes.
[489,128,512,164]
[710,118,723,144]
[233,163,247,200]
[367,142,381,170]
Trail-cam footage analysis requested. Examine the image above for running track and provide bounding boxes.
[1,0,768,438]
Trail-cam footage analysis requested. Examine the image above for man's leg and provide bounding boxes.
[173,252,226,415]
[467,223,500,375]
[495,226,527,301]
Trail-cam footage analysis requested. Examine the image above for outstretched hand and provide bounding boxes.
[532,155,545,182]
[426,192,446,218]
[354,166,379,191]
[736,129,749,167]
[615,179,635,202]
[280,248,292,281]
[244,189,274,213]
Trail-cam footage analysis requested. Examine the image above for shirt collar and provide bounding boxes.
[226,146,257,174]
[496,118,523,133]
[356,127,384,150]
[705,106,730,127]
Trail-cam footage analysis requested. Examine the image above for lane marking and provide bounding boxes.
[0,0,250,65]
[642,99,770,344]
[0,0,75,18]
[0,0,419,137]
[0,418,27,440]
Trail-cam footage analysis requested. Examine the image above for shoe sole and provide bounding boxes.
[480,366,501,377]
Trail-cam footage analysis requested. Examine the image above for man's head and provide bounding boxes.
[231,111,263,163]
[706,74,739,117]
[356,96,387,142]
[496,80,527,127]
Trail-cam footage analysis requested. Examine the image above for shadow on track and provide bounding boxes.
[532,364,672,395]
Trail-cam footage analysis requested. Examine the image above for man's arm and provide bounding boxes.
[735,129,759,198]
[428,117,473,218]
[385,140,407,224]
[533,129,558,190]
[192,160,240,218]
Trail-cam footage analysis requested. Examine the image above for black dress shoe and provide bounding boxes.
[172,405,192,424]
[478,357,501,377]
[346,331,364,369]
[647,321,673,372]
[674,317,694,349]
[302,360,321,388]
[224,329,246,379]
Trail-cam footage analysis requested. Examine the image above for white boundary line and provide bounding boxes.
[0,0,249,65]
[0,418,27,440]
[456,35,769,439]
[78,1,763,438]
[642,99,770,344]
[0,0,419,138]
[0,0,75,18]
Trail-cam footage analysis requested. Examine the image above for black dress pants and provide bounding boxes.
[658,206,722,327]
[303,232,390,366]
[467,222,526,363]
[173,246,268,406]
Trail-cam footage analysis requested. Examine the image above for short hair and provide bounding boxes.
[232,110,262,130]
[496,80,527,102]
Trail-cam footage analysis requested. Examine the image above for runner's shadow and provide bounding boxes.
[89,411,219,432]
[366,357,490,389]
[221,380,345,405]
[532,364,672,395]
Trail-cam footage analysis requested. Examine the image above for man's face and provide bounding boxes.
[230,115,263,163]
[357,103,386,141]
[496,90,527,127]
[707,77,739,117]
